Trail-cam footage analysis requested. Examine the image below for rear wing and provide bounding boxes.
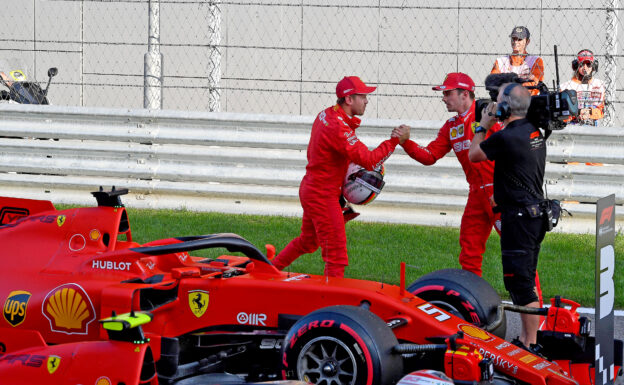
[0,197,55,225]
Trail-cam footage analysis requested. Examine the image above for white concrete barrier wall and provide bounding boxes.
[0,104,622,234]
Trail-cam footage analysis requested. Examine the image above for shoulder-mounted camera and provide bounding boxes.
[475,46,579,134]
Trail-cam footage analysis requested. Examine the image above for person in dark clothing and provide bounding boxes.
[468,82,547,347]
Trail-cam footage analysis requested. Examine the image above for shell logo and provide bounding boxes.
[95,376,111,385]
[42,283,96,335]
[89,229,101,241]
[458,323,494,342]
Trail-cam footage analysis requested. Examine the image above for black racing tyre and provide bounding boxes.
[407,268,506,339]
[282,305,403,385]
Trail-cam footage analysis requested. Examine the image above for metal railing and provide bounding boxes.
[1,1,622,126]
[0,104,622,234]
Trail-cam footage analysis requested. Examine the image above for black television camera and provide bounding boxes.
[475,46,578,134]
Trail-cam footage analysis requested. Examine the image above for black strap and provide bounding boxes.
[503,172,545,201]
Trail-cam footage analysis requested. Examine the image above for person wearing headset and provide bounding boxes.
[560,49,605,126]
[468,83,547,350]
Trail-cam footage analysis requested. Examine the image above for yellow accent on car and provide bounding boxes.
[100,311,153,331]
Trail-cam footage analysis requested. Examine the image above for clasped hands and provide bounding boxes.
[391,124,410,144]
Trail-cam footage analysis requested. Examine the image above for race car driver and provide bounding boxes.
[491,26,544,96]
[397,72,501,277]
[560,49,606,126]
[271,76,409,278]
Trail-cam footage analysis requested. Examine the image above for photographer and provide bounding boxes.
[560,49,605,126]
[468,83,547,349]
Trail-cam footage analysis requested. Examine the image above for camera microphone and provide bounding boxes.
[485,73,526,91]
[484,73,530,101]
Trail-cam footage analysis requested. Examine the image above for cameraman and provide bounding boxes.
[491,26,544,96]
[560,49,605,126]
[468,83,547,348]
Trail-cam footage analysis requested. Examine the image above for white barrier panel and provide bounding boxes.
[0,104,622,234]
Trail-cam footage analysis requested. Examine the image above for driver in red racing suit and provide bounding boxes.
[398,73,501,277]
[272,76,409,277]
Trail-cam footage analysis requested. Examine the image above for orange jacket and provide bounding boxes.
[491,54,544,95]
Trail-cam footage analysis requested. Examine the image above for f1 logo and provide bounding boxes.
[599,206,614,225]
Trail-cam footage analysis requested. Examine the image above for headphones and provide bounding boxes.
[495,83,521,121]
[572,49,599,73]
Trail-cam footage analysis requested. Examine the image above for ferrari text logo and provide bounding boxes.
[42,283,96,335]
[47,355,61,374]
[3,290,31,327]
[188,290,209,318]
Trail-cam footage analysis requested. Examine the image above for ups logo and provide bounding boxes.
[3,290,32,326]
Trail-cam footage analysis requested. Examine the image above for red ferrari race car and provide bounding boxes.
[0,188,622,385]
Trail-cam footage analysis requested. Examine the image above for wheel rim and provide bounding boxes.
[428,300,463,319]
[296,336,357,385]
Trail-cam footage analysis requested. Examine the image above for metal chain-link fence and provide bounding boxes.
[1,1,622,125]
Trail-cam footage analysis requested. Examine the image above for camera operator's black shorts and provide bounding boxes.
[500,207,547,306]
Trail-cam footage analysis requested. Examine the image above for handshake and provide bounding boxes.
[391,124,410,144]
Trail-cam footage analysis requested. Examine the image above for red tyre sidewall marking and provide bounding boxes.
[340,323,374,385]
[413,285,483,324]
[411,284,444,296]
[283,319,336,377]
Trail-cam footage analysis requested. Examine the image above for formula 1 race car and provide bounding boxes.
[0,188,622,385]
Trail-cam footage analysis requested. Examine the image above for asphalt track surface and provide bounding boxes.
[505,307,624,384]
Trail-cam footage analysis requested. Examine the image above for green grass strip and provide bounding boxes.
[123,208,623,309]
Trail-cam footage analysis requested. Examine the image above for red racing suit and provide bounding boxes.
[272,104,398,277]
[401,101,501,276]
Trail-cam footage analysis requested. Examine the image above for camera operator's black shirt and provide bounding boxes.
[480,118,546,208]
